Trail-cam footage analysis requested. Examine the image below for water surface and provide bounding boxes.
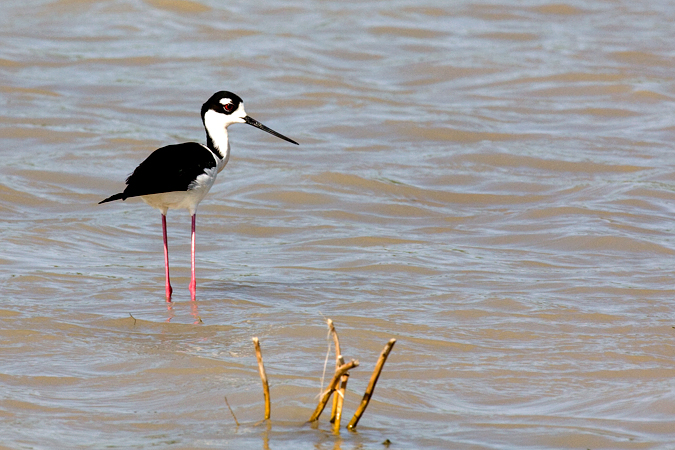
[1,0,675,448]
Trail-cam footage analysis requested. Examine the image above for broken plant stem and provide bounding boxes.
[308,359,359,422]
[224,396,240,427]
[332,356,350,433]
[347,339,397,430]
[327,319,343,422]
[330,355,345,424]
[327,318,342,357]
[252,337,271,420]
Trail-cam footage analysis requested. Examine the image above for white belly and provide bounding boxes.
[141,168,218,216]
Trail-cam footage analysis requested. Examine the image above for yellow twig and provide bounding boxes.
[327,319,343,422]
[332,355,350,433]
[327,318,341,357]
[252,337,271,420]
[347,339,396,430]
[308,359,359,422]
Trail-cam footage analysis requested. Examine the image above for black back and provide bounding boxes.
[99,142,217,203]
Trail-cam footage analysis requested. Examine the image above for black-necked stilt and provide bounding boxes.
[100,91,298,301]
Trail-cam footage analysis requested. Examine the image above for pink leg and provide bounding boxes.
[162,214,173,302]
[189,214,197,301]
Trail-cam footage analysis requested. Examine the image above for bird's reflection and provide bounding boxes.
[191,300,202,324]
[165,300,174,322]
[163,299,201,324]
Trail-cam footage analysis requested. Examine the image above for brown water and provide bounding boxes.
[2,0,675,448]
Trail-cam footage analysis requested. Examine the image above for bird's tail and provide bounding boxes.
[99,193,126,204]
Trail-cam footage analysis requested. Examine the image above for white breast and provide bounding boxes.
[142,166,219,216]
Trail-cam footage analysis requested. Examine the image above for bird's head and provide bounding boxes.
[201,91,298,145]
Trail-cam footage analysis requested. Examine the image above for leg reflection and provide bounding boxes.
[191,300,201,324]
[165,300,174,323]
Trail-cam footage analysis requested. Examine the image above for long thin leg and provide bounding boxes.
[162,214,173,302]
[189,213,197,301]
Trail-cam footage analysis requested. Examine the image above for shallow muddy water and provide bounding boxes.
[1,0,675,448]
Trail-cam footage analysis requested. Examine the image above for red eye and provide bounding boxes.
[224,103,234,112]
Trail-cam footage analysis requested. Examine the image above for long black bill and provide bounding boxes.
[244,115,299,145]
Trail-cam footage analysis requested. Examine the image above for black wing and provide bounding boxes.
[100,142,217,203]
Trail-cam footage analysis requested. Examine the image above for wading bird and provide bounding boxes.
[100,91,298,301]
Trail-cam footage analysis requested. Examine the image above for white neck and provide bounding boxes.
[203,109,231,161]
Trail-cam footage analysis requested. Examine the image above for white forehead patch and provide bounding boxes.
[219,98,232,106]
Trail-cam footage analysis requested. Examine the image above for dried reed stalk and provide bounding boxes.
[347,338,396,430]
[331,355,350,432]
[327,319,343,423]
[308,359,359,422]
[327,319,341,357]
[252,337,271,420]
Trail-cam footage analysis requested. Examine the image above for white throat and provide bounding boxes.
[202,104,246,162]
[203,109,231,161]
